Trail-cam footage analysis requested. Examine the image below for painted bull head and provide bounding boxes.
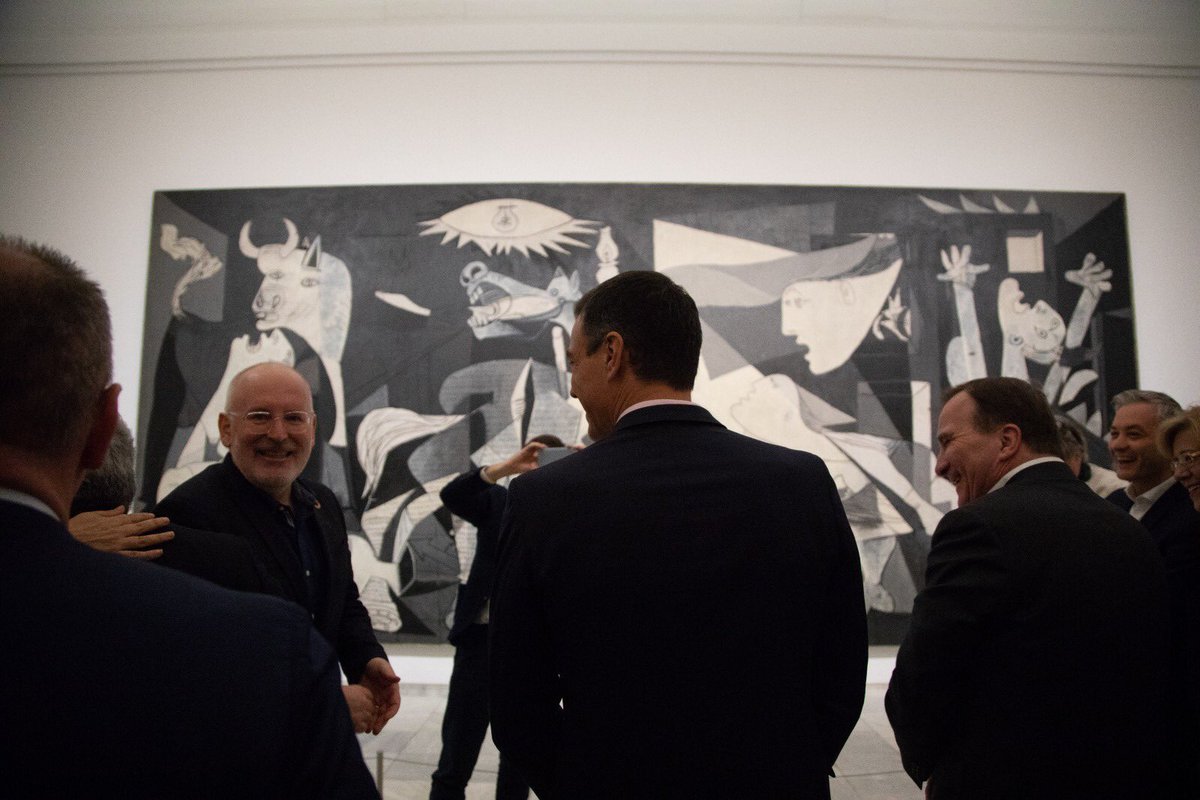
[239,218,354,447]
[458,261,580,340]
[239,219,351,361]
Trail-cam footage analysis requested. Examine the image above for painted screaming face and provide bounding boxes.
[780,259,901,375]
[998,278,1066,365]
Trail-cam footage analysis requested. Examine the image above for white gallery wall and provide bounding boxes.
[2,1,1199,426]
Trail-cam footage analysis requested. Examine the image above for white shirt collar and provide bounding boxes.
[1125,475,1176,521]
[1125,475,1175,504]
[989,456,1064,493]
[0,486,59,521]
[618,399,696,421]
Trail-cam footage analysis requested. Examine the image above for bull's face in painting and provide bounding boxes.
[239,219,352,362]
[240,219,320,331]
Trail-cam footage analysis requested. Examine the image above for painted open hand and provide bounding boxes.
[937,244,990,289]
[1065,252,1112,297]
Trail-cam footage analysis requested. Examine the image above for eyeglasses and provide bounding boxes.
[1172,450,1200,470]
[226,410,315,432]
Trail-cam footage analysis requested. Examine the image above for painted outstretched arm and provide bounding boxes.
[1064,253,1112,349]
[937,245,990,385]
[159,224,224,319]
[827,431,944,534]
[1042,255,1110,405]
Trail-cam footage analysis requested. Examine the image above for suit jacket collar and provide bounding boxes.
[0,487,57,521]
[1108,487,1134,512]
[991,456,1065,492]
[1140,481,1192,538]
[0,498,69,535]
[1107,480,1192,544]
[998,459,1079,488]
[611,402,725,435]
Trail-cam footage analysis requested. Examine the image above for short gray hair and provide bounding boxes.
[71,417,137,514]
[1111,389,1182,424]
[1055,415,1087,461]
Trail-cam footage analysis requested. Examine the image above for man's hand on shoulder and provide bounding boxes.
[68,506,174,560]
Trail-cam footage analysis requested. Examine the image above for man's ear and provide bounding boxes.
[602,331,626,380]
[218,412,233,448]
[997,423,1023,460]
[80,384,121,470]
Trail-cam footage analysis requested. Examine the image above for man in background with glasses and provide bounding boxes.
[157,361,401,736]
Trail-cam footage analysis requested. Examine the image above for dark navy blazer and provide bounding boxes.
[490,404,867,800]
[0,499,377,798]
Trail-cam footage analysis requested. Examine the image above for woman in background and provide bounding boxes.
[1159,406,1200,512]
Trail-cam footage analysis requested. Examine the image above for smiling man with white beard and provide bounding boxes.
[157,362,401,737]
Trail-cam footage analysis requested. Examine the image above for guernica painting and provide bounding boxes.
[137,184,1136,644]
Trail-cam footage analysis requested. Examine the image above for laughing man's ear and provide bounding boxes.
[218,412,233,448]
[997,422,1023,461]
[603,331,626,380]
[80,384,121,471]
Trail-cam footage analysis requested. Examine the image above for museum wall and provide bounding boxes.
[2,3,1198,423]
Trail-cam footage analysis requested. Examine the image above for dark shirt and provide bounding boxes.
[268,483,329,620]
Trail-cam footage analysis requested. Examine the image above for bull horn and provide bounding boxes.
[301,235,322,268]
[280,218,300,258]
[238,221,259,259]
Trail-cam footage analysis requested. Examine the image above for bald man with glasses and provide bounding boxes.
[157,362,400,736]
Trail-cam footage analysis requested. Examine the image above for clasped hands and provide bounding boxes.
[343,656,401,735]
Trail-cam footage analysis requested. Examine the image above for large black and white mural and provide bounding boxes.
[137,184,1136,644]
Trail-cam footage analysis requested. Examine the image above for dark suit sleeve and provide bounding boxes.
[155,485,215,530]
[488,481,563,799]
[155,525,269,593]
[286,619,380,799]
[439,468,501,528]
[813,467,869,771]
[885,507,1009,786]
[318,491,387,684]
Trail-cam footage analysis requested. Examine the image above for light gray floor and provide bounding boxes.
[357,683,919,800]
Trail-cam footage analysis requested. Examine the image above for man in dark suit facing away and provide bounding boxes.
[489,270,867,800]
[886,377,1170,799]
[0,235,377,798]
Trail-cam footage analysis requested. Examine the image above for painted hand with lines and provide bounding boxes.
[1065,252,1112,298]
[937,244,990,289]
